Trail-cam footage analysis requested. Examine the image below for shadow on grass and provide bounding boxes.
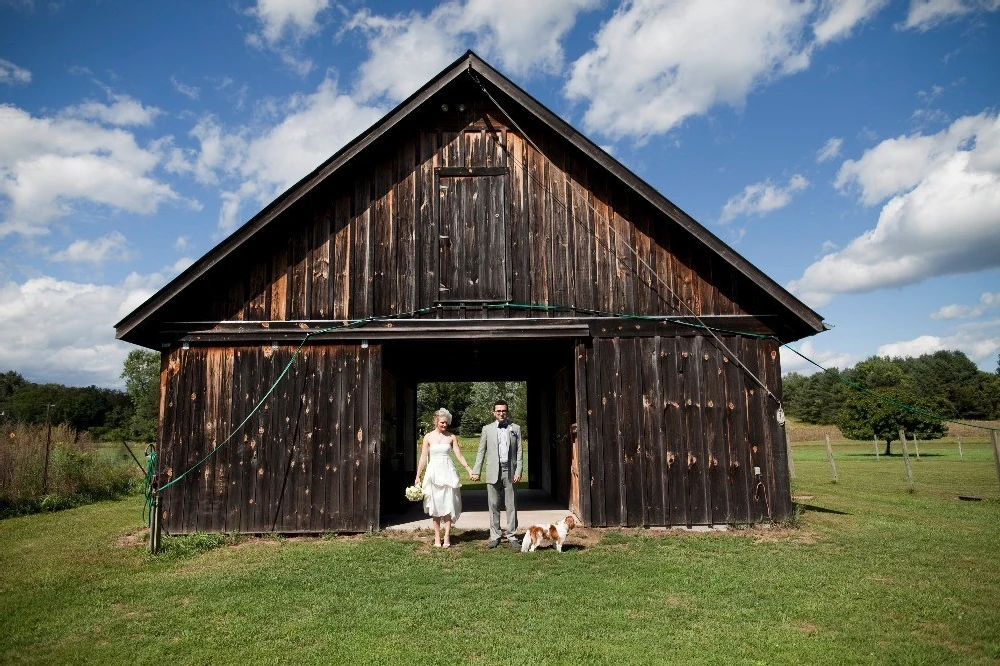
[794,502,851,516]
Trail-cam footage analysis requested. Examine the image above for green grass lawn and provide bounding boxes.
[2,437,999,665]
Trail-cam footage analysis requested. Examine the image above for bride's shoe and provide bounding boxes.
[442,541,451,548]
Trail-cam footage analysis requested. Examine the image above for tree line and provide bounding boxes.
[782,350,1000,453]
[416,381,527,438]
[0,350,160,442]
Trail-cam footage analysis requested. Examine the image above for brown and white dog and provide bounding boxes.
[520,515,577,553]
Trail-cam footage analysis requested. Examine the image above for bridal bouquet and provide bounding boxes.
[405,485,424,502]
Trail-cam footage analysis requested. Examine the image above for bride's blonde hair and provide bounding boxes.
[433,408,453,426]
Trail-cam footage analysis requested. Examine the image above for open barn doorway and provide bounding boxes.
[378,338,579,530]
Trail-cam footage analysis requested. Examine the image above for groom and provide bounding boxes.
[470,400,522,550]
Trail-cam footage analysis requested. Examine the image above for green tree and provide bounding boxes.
[459,381,527,437]
[838,357,945,454]
[121,350,161,442]
[898,350,987,418]
[416,381,473,433]
[783,368,847,424]
[0,370,27,419]
[837,385,946,454]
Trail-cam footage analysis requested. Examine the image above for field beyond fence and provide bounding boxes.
[785,418,1000,443]
[0,422,142,517]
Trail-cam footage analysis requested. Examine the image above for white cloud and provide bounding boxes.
[780,340,855,376]
[817,136,843,163]
[0,256,194,387]
[0,104,182,237]
[346,8,461,103]
[174,236,189,251]
[930,303,974,320]
[820,239,839,253]
[902,0,1000,31]
[346,0,598,103]
[877,319,1000,369]
[244,0,331,75]
[50,231,134,264]
[165,116,247,186]
[834,113,998,205]
[719,174,808,223]
[171,76,200,100]
[165,77,384,234]
[931,291,1000,319]
[789,112,1000,306]
[564,0,883,141]
[60,92,162,127]
[0,58,31,85]
[813,0,889,43]
[249,0,330,45]
[458,0,601,77]
[0,269,182,387]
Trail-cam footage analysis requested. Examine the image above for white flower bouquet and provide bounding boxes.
[405,485,424,502]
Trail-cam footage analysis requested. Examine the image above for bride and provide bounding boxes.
[414,408,473,548]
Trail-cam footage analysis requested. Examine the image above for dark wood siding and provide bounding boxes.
[170,120,778,331]
[575,334,790,527]
[158,343,381,534]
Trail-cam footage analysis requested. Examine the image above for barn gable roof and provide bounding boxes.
[116,50,824,344]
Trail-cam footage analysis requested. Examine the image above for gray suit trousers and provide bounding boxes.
[487,462,517,541]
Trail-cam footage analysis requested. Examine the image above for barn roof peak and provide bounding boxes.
[116,50,823,344]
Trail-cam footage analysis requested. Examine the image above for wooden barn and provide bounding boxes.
[116,51,825,534]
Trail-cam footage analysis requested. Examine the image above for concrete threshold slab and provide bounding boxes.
[383,489,573,532]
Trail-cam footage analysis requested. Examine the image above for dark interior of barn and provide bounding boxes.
[378,337,579,524]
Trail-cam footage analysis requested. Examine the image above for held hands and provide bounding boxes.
[469,473,480,481]
[513,475,520,484]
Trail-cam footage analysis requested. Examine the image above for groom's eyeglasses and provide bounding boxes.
[494,409,507,414]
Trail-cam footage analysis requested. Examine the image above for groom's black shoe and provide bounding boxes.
[487,538,501,549]
[508,538,520,551]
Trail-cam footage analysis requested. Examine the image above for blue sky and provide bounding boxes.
[1,0,998,388]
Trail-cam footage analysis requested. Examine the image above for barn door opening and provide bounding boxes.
[437,168,510,301]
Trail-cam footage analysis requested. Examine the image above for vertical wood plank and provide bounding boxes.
[740,336,768,525]
[289,217,310,320]
[507,132,530,317]
[723,340,751,524]
[663,338,687,526]
[618,338,644,526]
[762,339,792,520]
[587,338,607,526]
[310,202,332,318]
[574,341,594,526]
[352,174,373,319]
[373,160,395,316]
[396,139,417,314]
[703,341,731,524]
[601,338,622,525]
[367,345,382,532]
[331,193,352,321]
[640,336,665,526]
[417,131,438,312]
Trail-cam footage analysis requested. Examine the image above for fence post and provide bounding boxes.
[873,437,880,461]
[914,434,921,459]
[825,433,838,483]
[899,429,914,491]
[957,435,963,461]
[150,493,162,554]
[785,427,796,480]
[42,403,54,495]
[992,430,1000,491]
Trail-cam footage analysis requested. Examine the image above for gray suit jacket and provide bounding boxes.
[472,421,523,484]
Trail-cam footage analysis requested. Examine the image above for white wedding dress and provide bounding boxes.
[421,437,462,521]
